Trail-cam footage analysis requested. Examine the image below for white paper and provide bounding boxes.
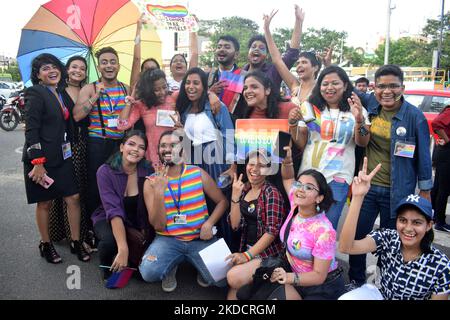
[198,238,232,282]
[156,109,176,127]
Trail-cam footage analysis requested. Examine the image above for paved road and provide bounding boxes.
[1,126,449,300]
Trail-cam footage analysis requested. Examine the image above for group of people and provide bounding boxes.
[22,5,450,300]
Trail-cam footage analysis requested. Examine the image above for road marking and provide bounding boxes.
[15,147,22,154]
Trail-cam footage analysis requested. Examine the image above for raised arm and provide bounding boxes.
[188,16,199,68]
[281,146,295,195]
[290,4,304,49]
[130,15,146,90]
[229,173,244,230]
[73,82,103,122]
[263,9,299,92]
[143,170,169,231]
[339,158,381,255]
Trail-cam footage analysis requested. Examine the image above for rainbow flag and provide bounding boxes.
[307,105,322,133]
[101,266,136,289]
[146,4,188,18]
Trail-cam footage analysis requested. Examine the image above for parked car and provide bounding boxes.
[404,89,450,145]
[0,81,16,99]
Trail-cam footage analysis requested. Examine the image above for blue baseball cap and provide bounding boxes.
[394,194,434,219]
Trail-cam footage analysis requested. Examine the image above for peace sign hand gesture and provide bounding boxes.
[263,9,278,31]
[348,92,364,123]
[146,162,169,191]
[169,111,183,129]
[352,157,381,197]
[232,173,244,201]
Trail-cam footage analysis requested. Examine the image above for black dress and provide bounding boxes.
[23,85,78,203]
[48,89,90,242]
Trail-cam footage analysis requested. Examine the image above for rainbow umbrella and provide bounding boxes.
[17,0,162,87]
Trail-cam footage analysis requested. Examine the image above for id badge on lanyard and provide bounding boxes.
[62,133,72,160]
[168,165,186,224]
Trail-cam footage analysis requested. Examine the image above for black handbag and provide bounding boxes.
[236,215,294,300]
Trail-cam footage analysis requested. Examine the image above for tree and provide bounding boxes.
[5,63,21,82]
[422,12,450,70]
[198,17,260,68]
[372,38,431,67]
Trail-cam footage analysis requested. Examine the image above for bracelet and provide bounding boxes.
[288,119,298,126]
[243,251,253,262]
[293,273,300,286]
[231,198,240,204]
[297,120,307,128]
[31,157,46,165]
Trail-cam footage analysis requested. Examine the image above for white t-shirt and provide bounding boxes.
[299,106,370,185]
[184,112,217,146]
[167,77,181,91]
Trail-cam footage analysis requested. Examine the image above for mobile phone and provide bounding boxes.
[29,173,54,189]
[273,131,292,159]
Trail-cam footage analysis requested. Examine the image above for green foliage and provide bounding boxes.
[199,17,260,68]
[373,38,432,67]
[4,65,21,82]
[371,11,449,70]
[421,12,450,70]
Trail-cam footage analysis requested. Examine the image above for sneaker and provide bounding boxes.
[344,280,364,293]
[434,223,450,233]
[196,273,209,288]
[162,265,178,293]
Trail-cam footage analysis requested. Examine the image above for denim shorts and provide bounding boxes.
[295,267,346,300]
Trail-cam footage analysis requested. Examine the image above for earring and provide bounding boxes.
[316,203,320,212]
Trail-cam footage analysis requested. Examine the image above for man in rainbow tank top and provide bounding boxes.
[140,130,229,292]
[73,47,130,233]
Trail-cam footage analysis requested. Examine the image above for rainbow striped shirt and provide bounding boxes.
[88,82,127,139]
[158,165,209,241]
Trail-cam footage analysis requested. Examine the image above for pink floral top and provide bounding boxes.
[117,94,176,166]
[280,188,338,273]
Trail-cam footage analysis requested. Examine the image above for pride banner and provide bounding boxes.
[235,119,289,164]
[135,0,199,32]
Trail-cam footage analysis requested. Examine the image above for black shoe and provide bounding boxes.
[39,241,62,264]
[70,240,91,262]
[85,230,98,252]
[435,223,450,232]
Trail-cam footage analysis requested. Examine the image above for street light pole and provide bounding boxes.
[384,0,395,65]
[437,0,445,69]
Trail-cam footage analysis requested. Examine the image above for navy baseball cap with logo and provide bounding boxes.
[394,194,434,219]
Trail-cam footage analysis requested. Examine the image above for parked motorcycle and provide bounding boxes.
[0,95,5,107]
[0,91,25,131]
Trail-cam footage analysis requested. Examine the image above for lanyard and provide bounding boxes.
[46,87,69,120]
[167,165,184,214]
[101,90,118,114]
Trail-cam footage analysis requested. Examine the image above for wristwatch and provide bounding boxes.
[358,125,369,136]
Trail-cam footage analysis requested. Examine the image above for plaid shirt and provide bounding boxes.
[370,229,450,300]
[232,181,285,258]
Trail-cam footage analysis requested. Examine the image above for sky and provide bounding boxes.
[0,0,449,58]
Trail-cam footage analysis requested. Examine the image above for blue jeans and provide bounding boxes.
[326,181,349,230]
[348,185,396,284]
[139,235,226,287]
